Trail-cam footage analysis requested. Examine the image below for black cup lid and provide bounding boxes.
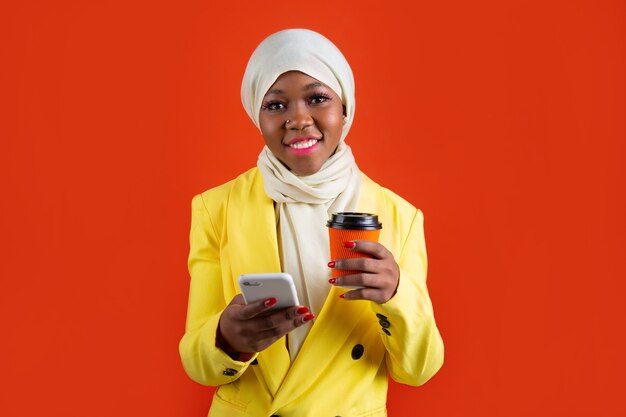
[326,212,382,230]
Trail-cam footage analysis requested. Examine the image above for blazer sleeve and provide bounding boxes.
[371,208,444,386]
[178,193,258,386]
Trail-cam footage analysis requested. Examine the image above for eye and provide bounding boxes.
[261,100,286,111]
[309,93,332,105]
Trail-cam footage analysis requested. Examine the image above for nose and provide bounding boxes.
[286,102,312,130]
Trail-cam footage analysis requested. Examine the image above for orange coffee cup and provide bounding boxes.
[327,212,382,280]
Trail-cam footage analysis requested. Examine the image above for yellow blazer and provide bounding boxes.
[179,168,444,417]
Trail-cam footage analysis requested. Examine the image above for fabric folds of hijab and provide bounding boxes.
[243,29,362,361]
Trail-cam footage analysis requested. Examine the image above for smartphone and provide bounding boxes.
[238,273,300,310]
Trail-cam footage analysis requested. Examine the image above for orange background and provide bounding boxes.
[1,1,625,416]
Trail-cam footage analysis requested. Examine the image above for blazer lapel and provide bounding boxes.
[226,169,291,397]
[271,175,385,410]
[271,287,370,410]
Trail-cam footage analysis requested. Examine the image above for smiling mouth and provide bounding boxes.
[288,139,320,150]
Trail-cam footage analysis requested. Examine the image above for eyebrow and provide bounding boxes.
[265,82,324,96]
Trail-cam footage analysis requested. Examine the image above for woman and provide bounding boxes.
[179,29,444,417]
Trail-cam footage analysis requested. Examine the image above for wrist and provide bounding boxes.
[215,324,237,355]
[216,325,255,362]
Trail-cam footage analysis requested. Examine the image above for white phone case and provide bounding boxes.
[238,273,300,310]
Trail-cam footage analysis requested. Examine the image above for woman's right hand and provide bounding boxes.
[218,294,314,355]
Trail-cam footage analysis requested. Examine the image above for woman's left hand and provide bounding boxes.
[328,240,400,304]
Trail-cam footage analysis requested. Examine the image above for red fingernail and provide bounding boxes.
[344,241,356,249]
[303,313,315,322]
[264,297,277,307]
[296,306,309,315]
[327,261,336,268]
[339,293,345,299]
[328,278,336,284]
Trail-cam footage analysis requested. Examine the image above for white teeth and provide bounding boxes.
[289,139,318,149]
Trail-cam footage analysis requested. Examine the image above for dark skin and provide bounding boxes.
[329,240,400,303]
[218,71,401,356]
[218,241,400,355]
[218,295,313,355]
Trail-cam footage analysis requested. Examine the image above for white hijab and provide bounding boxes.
[241,29,362,361]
